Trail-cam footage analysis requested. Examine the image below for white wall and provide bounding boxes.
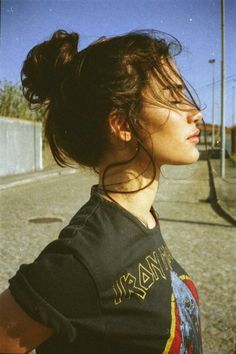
[0,117,43,177]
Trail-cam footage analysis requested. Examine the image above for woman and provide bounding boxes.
[0,29,203,353]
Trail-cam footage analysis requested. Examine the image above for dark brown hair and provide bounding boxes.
[21,29,204,191]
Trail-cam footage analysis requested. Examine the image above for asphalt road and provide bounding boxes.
[0,161,235,354]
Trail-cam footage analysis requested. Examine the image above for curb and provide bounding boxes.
[207,159,236,225]
[0,168,77,191]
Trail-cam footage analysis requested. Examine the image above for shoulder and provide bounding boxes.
[57,192,126,247]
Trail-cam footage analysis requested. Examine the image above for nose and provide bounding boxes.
[187,108,203,125]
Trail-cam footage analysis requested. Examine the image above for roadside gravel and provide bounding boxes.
[0,161,235,354]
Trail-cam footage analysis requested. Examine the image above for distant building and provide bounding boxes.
[198,122,236,155]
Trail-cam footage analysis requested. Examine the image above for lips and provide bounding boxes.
[187,129,200,139]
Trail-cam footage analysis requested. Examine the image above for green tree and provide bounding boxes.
[0,80,44,122]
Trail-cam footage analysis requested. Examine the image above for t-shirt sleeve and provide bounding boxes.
[8,237,100,343]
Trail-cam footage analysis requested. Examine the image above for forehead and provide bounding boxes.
[154,60,183,90]
[142,60,185,102]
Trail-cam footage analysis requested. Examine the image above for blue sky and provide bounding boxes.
[1,0,236,126]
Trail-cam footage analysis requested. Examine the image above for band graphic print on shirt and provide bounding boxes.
[113,245,173,304]
[163,272,202,354]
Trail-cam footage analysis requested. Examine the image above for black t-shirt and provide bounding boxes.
[9,185,202,354]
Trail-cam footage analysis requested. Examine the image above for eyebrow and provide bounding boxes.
[162,84,184,91]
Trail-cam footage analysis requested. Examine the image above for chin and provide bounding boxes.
[156,146,200,167]
[181,149,200,165]
[161,150,200,166]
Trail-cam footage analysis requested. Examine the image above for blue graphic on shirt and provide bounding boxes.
[170,272,202,354]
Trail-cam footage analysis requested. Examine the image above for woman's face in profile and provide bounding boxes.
[138,65,203,168]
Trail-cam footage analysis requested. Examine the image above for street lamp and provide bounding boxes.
[208,59,216,150]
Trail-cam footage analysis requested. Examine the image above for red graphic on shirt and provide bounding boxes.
[163,275,201,354]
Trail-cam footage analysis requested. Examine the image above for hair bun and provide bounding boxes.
[21,29,79,104]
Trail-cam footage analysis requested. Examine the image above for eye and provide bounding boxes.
[170,100,181,105]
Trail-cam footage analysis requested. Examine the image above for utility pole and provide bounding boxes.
[220,0,225,178]
[209,59,216,150]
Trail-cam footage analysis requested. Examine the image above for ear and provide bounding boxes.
[108,110,132,142]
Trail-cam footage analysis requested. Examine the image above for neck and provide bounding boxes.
[98,157,160,229]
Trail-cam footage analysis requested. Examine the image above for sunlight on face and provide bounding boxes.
[138,61,203,167]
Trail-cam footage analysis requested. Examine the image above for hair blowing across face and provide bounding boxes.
[21,29,200,169]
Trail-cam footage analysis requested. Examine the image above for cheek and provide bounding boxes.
[149,131,199,165]
[140,110,199,165]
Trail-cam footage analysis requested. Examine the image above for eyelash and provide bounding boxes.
[170,100,181,105]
